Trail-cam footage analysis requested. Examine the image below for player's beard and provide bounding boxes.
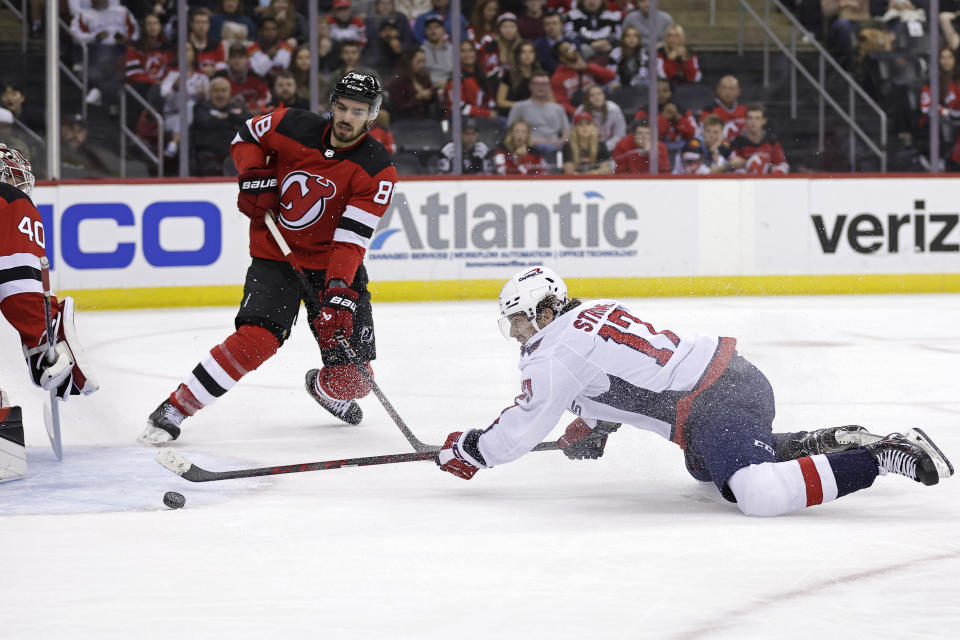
[332,119,365,145]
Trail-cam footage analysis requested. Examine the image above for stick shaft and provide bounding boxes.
[38,257,62,460]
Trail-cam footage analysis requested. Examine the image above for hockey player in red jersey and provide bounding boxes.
[140,71,398,445]
[436,266,954,516]
[0,144,99,480]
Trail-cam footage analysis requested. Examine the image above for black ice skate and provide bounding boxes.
[305,369,362,425]
[139,399,184,446]
[784,425,871,458]
[865,429,954,486]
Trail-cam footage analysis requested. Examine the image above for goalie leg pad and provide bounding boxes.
[318,363,372,401]
[0,406,27,483]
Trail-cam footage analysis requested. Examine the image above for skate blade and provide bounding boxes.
[905,428,954,479]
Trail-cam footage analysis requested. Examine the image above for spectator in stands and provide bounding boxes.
[211,0,257,42]
[635,78,697,143]
[422,14,455,91]
[125,13,173,99]
[612,117,670,173]
[534,10,567,74]
[220,42,270,114]
[550,40,617,116]
[939,4,960,52]
[698,113,734,173]
[562,112,613,174]
[269,0,307,47]
[156,41,210,159]
[480,13,522,80]
[672,138,712,175]
[574,85,626,152]
[187,8,225,77]
[60,113,118,178]
[917,47,960,168]
[364,17,406,79]
[288,45,329,107]
[610,25,650,88]
[657,23,701,85]
[470,0,501,42]
[507,69,569,153]
[249,16,294,78]
[395,0,431,21]
[622,0,672,47]
[493,118,550,174]
[191,75,250,175]
[328,0,367,49]
[70,0,140,106]
[446,40,499,118]
[822,0,871,69]
[701,74,747,141]
[496,40,543,117]
[518,0,546,41]
[367,0,416,48]
[368,108,397,154]
[0,108,40,176]
[439,118,493,173]
[730,104,789,174]
[265,70,309,110]
[564,0,621,62]
[413,0,469,44]
[387,47,443,119]
[330,41,378,89]
[315,15,344,75]
[0,84,29,129]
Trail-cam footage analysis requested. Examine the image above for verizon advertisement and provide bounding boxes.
[32,176,960,298]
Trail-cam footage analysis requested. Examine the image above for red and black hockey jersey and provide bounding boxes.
[0,183,56,348]
[700,100,747,141]
[231,107,398,285]
[730,131,789,175]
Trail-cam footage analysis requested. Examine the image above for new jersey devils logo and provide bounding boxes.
[277,171,337,230]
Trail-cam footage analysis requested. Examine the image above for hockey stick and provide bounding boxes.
[263,211,439,453]
[39,257,63,461]
[156,447,436,482]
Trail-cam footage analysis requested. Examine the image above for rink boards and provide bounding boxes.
[33,174,960,309]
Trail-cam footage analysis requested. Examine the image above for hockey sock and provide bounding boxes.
[170,324,279,416]
[316,363,373,401]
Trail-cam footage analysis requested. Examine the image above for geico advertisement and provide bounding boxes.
[33,182,251,290]
[30,177,960,291]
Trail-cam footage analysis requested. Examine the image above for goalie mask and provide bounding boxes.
[498,266,568,339]
[0,143,35,196]
[329,71,382,131]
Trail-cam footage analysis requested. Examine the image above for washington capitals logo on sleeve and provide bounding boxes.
[277,171,337,230]
[521,337,543,356]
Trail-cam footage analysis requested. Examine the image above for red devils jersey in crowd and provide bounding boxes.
[226,72,271,114]
[492,146,550,175]
[633,107,697,142]
[125,45,174,85]
[657,48,702,84]
[231,107,398,284]
[700,100,748,141]
[611,136,671,174]
[0,183,56,348]
[730,131,789,175]
[445,75,496,118]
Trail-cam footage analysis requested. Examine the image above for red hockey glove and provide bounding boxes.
[237,168,278,220]
[558,418,621,460]
[311,286,359,349]
[437,430,485,480]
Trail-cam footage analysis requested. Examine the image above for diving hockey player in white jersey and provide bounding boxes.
[436,266,954,516]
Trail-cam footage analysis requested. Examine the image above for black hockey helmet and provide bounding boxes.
[329,70,382,129]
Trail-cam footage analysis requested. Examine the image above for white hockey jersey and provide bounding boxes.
[477,299,736,466]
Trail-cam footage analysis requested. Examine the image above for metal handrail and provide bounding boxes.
[737,0,887,171]
[13,117,44,145]
[0,0,28,53]
[119,84,164,177]
[58,17,89,122]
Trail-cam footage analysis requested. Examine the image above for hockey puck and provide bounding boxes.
[163,491,186,509]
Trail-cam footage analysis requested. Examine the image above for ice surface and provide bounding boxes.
[1,294,959,638]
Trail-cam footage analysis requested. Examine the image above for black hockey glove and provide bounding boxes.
[237,168,278,220]
[558,419,621,460]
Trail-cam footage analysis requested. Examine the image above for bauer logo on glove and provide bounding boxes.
[239,177,277,192]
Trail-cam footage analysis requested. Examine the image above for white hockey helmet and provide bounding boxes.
[0,143,35,196]
[498,265,568,338]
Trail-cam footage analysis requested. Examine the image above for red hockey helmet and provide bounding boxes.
[0,143,35,196]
